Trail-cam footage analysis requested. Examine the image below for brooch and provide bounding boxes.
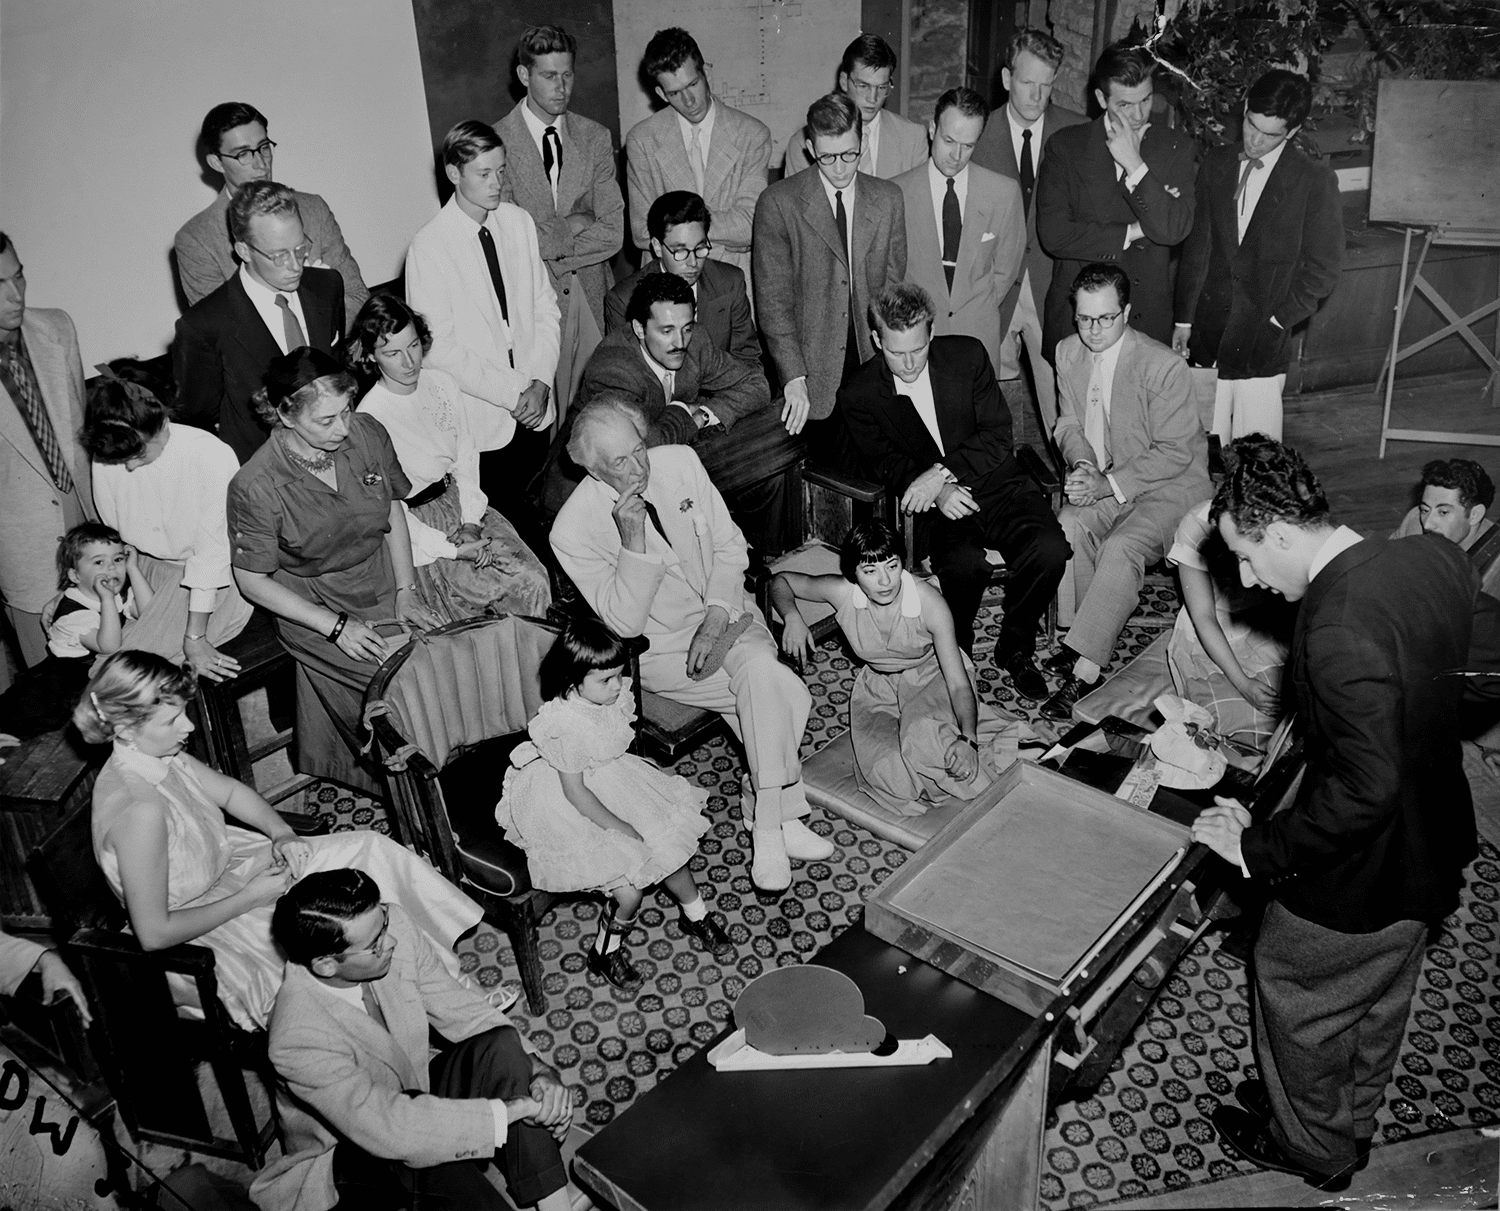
[679,498,694,513]
[362,472,383,486]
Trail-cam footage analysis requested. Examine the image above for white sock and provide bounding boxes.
[681,896,707,922]
[1072,656,1102,684]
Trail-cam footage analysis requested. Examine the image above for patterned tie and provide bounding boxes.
[543,125,563,193]
[1084,352,1111,470]
[274,294,307,352]
[662,370,675,405]
[0,336,73,492]
[942,177,961,292]
[689,124,706,196]
[1019,128,1035,216]
[1234,152,1265,214]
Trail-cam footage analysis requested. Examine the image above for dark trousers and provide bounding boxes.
[331,1025,566,1210]
[801,319,867,473]
[1253,901,1427,1177]
[922,475,1070,656]
[480,426,553,571]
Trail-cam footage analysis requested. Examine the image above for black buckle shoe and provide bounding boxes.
[1040,675,1088,722]
[1212,1106,1354,1191]
[1001,652,1049,701]
[586,945,642,991]
[679,912,735,956]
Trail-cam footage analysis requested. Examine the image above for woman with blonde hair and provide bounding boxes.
[83,650,481,1029]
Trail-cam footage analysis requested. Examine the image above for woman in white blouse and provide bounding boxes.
[81,362,253,681]
[346,296,551,624]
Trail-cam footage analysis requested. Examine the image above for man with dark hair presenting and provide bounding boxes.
[1196,436,1483,1191]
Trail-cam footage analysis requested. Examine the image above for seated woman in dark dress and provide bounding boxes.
[226,349,442,792]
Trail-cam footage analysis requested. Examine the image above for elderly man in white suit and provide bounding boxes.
[406,120,561,553]
[551,399,831,891]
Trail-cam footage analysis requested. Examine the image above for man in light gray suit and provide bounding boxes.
[626,27,772,294]
[784,35,929,180]
[893,87,1025,377]
[753,93,907,466]
[971,29,1087,431]
[0,233,95,668]
[253,870,575,1211]
[1041,263,1209,721]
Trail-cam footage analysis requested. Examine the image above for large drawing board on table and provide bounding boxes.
[1371,79,1500,455]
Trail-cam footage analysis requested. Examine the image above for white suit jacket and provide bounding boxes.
[405,195,562,451]
[550,446,756,673]
[250,906,515,1211]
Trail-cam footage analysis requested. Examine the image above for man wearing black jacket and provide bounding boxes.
[1194,436,1482,1190]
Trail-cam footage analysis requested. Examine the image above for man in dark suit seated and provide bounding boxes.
[1193,437,1484,1191]
[840,282,1069,696]
[173,182,345,464]
[605,191,759,368]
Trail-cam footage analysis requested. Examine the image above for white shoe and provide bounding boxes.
[782,816,835,861]
[750,786,791,891]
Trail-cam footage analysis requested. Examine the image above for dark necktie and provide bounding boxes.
[642,500,671,544]
[836,189,860,379]
[942,177,961,292]
[1234,152,1266,213]
[543,126,562,184]
[274,294,307,352]
[0,336,73,492]
[476,227,510,324]
[360,981,389,1032]
[1019,128,1035,216]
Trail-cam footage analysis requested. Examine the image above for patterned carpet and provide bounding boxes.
[309,577,1500,1206]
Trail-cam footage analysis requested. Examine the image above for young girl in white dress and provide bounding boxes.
[495,619,732,989]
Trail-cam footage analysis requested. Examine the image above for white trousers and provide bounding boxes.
[1212,374,1286,443]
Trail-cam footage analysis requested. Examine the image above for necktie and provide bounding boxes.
[1084,352,1111,470]
[834,189,850,266]
[274,294,307,352]
[543,125,562,188]
[0,337,73,492]
[1019,128,1035,216]
[689,124,706,196]
[941,177,961,292]
[476,227,510,324]
[1234,152,1265,214]
[642,499,671,544]
[662,370,675,405]
[360,982,389,1032]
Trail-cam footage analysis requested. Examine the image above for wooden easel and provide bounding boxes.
[1367,79,1500,457]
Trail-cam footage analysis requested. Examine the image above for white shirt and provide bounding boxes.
[927,160,969,250]
[93,422,241,613]
[238,265,310,354]
[520,101,562,204]
[817,173,857,267]
[358,369,485,566]
[1006,105,1045,175]
[1308,525,1363,583]
[678,99,717,157]
[1079,336,1128,503]
[634,342,722,432]
[47,586,138,659]
[863,110,883,173]
[893,365,944,455]
[1236,138,1288,242]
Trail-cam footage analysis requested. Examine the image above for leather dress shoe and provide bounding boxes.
[1040,675,1089,722]
[782,817,835,861]
[1212,1106,1353,1190]
[586,945,641,990]
[1043,648,1079,677]
[679,912,734,956]
[1001,652,1049,701]
[1233,1082,1371,1172]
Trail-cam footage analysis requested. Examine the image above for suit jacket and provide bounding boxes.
[551,445,757,683]
[405,195,562,451]
[840,334,1026,501]
[1242,534,1480,933]
[250,907,514,1211]
[624,101,772,282]
[970,103,1089,333]
[173,267,344,465]
[783,108,929,179]
[894,161,1025,372]
[495,103,624,331]
[0,309,95,613]
[752,170,907,420]
[173,186,369,314]
[1054,327,1209,509]
[1175,143,1344,379]
[605,258,760,368]
[1036,118,1197,358]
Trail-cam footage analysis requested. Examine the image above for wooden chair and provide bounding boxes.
[365,614,646,1015]
[25,803,277,1167]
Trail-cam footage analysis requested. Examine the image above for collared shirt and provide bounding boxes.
[1308,525,1363,583]
[93,422,242,612]
[864,109,883,173]
[1006,105,1045,173]
[1237,138,1288,242]
[520,101,562,204]
[238,265,310,355]
[1078,336,1128,503]
[816,173,857,266]
[892,364,944,455]
[636,341,717,426]
[677,99,717,158]
[927,160,969,244]
[47,585,136,659]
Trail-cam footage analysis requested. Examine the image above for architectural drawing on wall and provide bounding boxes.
[612,0,861,166]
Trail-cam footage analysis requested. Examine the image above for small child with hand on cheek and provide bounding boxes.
[46,522,153,661]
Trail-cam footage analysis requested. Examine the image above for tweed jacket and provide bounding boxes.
[783,107,929,179]
[173,186,369,314]
[1175,142,1344,379]
[605,258,760,368]
[405,195,562,451]
[250,906,516,1211]
[970,102,1089,333]
[1036,118,1197,357]
[624,100,771,281]
[172,267,344,465]
[495,102,624,331]
[894,161,1026,373]
[752,169,907,420]
[1054,326,1209,509]
[0,308,95,613]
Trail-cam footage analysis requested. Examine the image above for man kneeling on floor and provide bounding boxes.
[250,870,576,1211]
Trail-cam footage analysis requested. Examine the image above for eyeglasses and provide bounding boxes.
[219,139,277,166]
[847,78,895,99]
[662,240,713,262]
[245,239,315,269]
[813,149,862,166]
[1074,310,1124,330]
[338,905,391,958]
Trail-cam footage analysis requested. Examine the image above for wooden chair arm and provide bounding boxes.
[801,464,887,504]
[1017,443,1062,496]
[67,927,218,977]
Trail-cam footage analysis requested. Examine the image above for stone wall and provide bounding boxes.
[1047,0,1096,115]
[906,0,968,122]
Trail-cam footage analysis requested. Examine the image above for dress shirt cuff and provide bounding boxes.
[1107,473,1127,504]
[186,586,221,614]
[698,405,721,428]
[1269,316,1283,330]
[489,1100,508,1149]
[1124,162,1149,191]
[706,597,741,621]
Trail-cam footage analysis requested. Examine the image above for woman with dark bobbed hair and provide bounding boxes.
[81,359,252,678]
[345,295,550,623]
[226,348,442,791]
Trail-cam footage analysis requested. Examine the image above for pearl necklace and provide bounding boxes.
[279,429,336,473]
